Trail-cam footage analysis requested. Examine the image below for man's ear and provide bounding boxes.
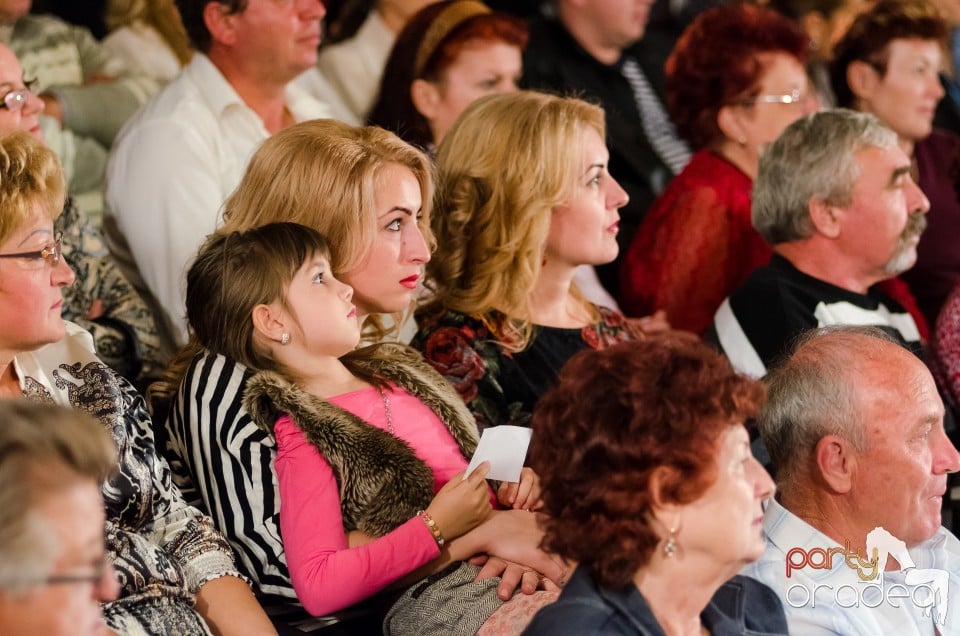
[809,197,842,239]
[251,303,287,344]
[846,60,880,103]
[204,1,240,48]
[410,78,441,121]
[815,434,856,494]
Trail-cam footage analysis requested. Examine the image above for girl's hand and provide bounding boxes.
[424,462,493,540]
[497,467,542,510]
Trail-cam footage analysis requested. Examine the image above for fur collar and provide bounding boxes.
[243,343,480,536]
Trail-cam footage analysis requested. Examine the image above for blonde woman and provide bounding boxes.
[156,119,439,605]
[413,91,634,430]
[103,0,193,83]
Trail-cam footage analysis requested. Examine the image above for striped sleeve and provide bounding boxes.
[163,351,296,602]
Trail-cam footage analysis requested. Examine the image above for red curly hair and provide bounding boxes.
[529,334,765,589]
[666,3,810,149]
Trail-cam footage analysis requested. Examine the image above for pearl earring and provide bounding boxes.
[280,333,290,345]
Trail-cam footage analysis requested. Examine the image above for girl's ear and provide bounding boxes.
[252,303,287,344]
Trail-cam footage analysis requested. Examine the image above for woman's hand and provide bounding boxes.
[627,310,671,339]
[425,462,493,541]
[496,467,543,510]
[472,556,562,600]
[476,510,567,591]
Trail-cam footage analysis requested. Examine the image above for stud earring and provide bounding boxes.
[663,527,678,558]
[280,333,290,345]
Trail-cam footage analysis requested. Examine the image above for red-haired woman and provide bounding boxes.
[619,4,816,334]
[367,0,527,152]
[523,335,786,635]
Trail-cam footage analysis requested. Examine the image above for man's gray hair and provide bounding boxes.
[752,109,898,245]
[758,326,897,484]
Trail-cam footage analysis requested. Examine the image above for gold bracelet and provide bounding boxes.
[417,510,445,547]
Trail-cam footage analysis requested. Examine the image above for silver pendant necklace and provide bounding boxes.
[378,386,394,435]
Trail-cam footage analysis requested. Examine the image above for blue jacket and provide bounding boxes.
[523,567,788,635]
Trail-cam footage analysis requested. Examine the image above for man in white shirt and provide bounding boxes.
[743,326,960,635]
[104,0,330,355]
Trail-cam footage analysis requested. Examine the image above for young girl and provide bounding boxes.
[185,222,560,632]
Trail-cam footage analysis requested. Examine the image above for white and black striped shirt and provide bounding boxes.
[163,351,296,604]
[710,254,922,377]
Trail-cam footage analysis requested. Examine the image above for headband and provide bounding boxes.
[413,1,492,77]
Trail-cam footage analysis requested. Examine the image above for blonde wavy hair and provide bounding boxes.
[0,131,65,246]
[105,0,194,67]
[149,120,433,409]
[424,90,605,349]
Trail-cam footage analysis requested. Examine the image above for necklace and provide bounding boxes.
[378,386,394,435]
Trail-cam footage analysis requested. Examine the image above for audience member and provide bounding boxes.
[935,282,960,408]
[522,0,691,298]
[524,336,786,635]
[768,0,869,106]
[104,0,330,359]
[153,119,434,604]
[930,0,960,132]
[313,0,433,124]
[368,1,525,152]
[0,0,157,144]
[744,326,960,633]
[413,91,634,430]
[185,222,563,632]
[711,110,928,377]
[370,2,628,311]
[620,4,815,334]
[0,42,163,385]
[832,0,959,328]
[0,401,118,636]
[103,0,193,83]
[0,131,275,634]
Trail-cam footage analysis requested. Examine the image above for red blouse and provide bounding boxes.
[619,150,770,334]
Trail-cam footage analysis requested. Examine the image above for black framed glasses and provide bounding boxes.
[0,231,62,267]
[0,78,38,112]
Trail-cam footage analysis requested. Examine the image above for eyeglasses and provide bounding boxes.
[741,89,814,107]
[13,554,112,589]
[0,231,63,267]
[0,78,38,112]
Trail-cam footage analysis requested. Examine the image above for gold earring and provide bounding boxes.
[663,527,678,557]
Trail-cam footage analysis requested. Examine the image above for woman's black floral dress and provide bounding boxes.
[412,306,633,430]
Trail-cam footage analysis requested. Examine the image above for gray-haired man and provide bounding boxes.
[710,109,929,377]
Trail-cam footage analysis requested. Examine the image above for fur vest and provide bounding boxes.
[243,343,480,537]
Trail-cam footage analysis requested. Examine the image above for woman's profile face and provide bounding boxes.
[340,163,430,318]
[544,126,628,269]
[0,209,75,355]
[422,39,522,145]
[676,424,774,572]
[732,52,818,168]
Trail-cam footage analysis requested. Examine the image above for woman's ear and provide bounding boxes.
[717,105,746,145]
[846,60,880,103]
[251,303,287,344]
[411,78,441,120]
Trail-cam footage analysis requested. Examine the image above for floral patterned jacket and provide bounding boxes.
[412,306,633,430]
[57,196,163,386]
[16,322,242,635]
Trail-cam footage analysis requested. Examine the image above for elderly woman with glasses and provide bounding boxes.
[619,4,816,335]
[0,42,163,389]
[0,131,275,634]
